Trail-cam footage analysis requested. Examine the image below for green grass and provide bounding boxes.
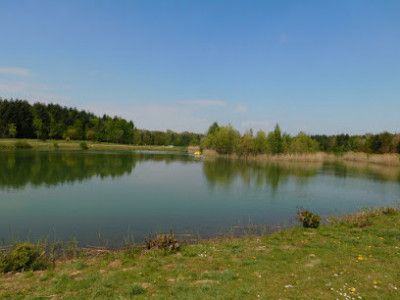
[0,207,399,299]
[0,138,187,152]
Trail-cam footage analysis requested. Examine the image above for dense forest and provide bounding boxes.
[200,123,400,155]
[0,98,203,146]
[1,98,399,154]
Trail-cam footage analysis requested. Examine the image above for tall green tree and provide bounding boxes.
[215,124,240,154]
[8,123,17,138]
[268,124,283,154]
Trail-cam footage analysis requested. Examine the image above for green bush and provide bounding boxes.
[297,209,320,228]
[14,141,32,149]
[80,142,88,150]
[0,253,9,273]
[0,243,48,273]
[53,142,59,149]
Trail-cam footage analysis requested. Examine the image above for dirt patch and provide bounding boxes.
[141,282,151,289]
[193,279,219,285]
[281,244,299,250]
[108,259,122,268]
[305,259,321,268]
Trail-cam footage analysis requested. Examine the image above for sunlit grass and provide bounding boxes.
[0,138,187,152]
[1,207,399,299]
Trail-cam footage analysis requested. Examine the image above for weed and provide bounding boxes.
[297,209,320,228]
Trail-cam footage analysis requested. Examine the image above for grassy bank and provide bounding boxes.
[1,207,399,299]
[0,139,187,152]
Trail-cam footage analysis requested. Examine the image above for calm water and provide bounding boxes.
[1,150,399,246]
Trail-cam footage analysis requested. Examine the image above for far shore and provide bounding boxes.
[0,138,187,152]
[195,148,400,167]
[1,139,399,167]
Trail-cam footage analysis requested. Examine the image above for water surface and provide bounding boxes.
[1,151,399,246]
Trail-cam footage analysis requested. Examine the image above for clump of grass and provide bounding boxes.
[53,142,59,149]
[0,242,49,273]
[14,141,32,149]
[330,207,399,227]
[145,230,180,252]
[297,209,320,228]
[80,142,88,150]
[128,284,146,296]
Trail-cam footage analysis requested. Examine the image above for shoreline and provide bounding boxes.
[0,139,187,152]
[1,139,399,167]
[1,207,399,298]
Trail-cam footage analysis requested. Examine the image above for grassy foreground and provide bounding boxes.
[0,139,187,152]
[1,208,399,299]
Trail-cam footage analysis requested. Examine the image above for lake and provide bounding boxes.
[0,150,399,246]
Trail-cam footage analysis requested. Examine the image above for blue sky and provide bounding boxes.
[0,0,399,135]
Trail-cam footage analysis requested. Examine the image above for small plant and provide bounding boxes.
[0,253,9,273]
[80,142,88,150]
[129,284,146,295]
[14,141,32,149]
[53,142,59,149]
[145,230,180,251]
[65,136,70,142]
[297,209,320,228]
[0,242,48,273]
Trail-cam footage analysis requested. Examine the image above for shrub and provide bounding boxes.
[53,142,59,149]
[14,141,32,149]
[0,242,48,273]
[80,142,88,150]
[0,253,9,273]
[145,230,180,251]
[65,136,70,142]
[297,209,320,228]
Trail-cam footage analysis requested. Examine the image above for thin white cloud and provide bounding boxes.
[0,79,72,104]
[82,102,210,133]
[0,66,31,77]
[180,99,227,107]
[235,103,248,113]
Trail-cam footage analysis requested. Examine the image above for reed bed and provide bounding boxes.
[202,149,400,167]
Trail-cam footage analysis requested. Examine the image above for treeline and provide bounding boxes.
[201,123,400,155]
[0,98,202,146]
